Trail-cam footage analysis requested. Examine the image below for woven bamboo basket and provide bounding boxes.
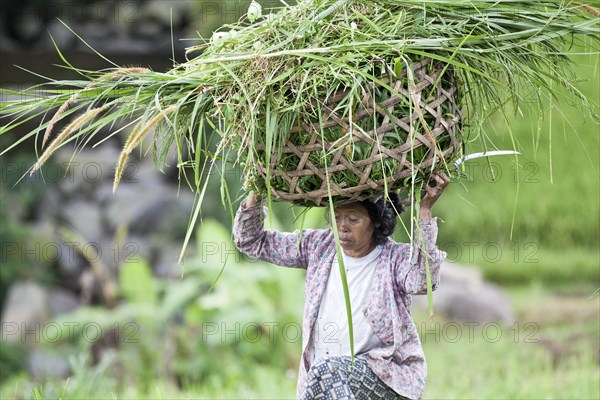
[254,58,462,206]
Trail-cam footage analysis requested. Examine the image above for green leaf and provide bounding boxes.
[119,257,157,306]
[160,279,199,319]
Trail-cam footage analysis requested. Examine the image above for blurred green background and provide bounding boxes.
[0,1,598,399]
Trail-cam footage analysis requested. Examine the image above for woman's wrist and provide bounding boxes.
[419,207,432,222]
[244,191,262,208]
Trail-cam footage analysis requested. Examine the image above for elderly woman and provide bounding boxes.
[233,171,450,400]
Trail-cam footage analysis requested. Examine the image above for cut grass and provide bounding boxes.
[2,1,598,207]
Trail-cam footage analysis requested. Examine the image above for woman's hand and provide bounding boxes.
[420,170,450,221]
[244,191,261,208]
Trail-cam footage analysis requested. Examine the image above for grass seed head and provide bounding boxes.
[32,105,110,175]
[42,93,80,148]
[125,105,177,154]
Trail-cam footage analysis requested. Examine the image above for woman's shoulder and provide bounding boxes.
[379,237,411,259]
[300,227,334,248]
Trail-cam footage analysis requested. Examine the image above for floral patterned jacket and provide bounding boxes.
[233,202,446,400]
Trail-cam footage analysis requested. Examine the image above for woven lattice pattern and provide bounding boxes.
[256,58,462,206]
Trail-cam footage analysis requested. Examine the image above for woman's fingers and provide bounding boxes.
[422,170,450,207]
[427,171,450,189]
[435,171,450,187]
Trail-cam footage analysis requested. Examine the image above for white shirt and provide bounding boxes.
[313,245,384,361]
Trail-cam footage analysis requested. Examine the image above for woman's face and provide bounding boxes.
[332,203,378,258]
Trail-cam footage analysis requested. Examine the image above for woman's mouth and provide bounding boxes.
[339,236,352,245]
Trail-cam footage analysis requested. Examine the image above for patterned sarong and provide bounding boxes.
[300,356,407,400]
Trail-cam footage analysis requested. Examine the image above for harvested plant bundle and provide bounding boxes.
[1,0,599,207]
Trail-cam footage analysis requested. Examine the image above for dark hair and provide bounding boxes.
[358,192,404,245]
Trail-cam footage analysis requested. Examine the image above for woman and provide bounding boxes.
[233,171,450,400]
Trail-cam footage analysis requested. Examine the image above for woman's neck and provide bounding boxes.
[343,241,377,258]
